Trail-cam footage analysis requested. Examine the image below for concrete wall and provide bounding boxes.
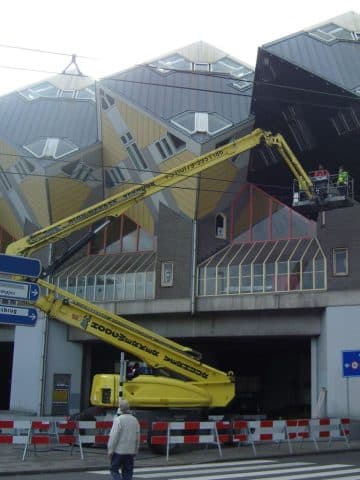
[43,319,83,416]
[10,312,47,414]
[10,312,83,416]
[318,305,360,419]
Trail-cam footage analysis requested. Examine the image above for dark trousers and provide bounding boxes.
[110,453,135,480]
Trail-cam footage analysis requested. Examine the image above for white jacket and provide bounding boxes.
[107,413,140,455]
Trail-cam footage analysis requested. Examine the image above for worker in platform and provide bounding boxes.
[311,164,330,200]
[337,166,349,196]
[108,399,140,480]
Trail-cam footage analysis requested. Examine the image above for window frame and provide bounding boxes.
[332,247,349,276]
[161,261,174,287]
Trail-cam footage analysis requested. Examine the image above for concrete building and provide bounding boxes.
[1,11,360,420]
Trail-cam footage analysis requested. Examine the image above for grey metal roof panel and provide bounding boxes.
[101,66,253,140]
[0,92,98,150]
[262,33,360,92]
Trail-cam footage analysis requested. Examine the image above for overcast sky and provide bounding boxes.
[0,0,358,94]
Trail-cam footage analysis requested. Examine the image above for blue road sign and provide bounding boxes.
[343,350,360,377]
[0,279,40,301]
[0,253,41,278]
[0,304,37,326]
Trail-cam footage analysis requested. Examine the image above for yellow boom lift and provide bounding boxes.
[5,128,351,412]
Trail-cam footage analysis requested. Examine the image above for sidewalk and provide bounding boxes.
[0,439,358,476]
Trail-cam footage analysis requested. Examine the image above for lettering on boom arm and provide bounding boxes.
[26,147,229,247]
[73,303,209,379]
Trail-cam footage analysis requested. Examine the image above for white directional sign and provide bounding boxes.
[0,305,38,326]
[0,279,40,301]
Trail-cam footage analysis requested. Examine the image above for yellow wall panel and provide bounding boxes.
[171,177,198,219]
[48,177,91,223]
[126,201,154,235]
[101,112,128,168]
[21,177,50,227]
[0,140,19,169]
[159,150,198,218]
[197,161,237,218]
[117,100,166,149]
[0,198,22,239]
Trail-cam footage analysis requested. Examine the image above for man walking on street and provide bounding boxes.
[108,399,140,480]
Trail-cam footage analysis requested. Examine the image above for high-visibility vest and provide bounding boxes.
[337,170,349,185]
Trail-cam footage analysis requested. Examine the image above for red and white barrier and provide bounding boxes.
[151,421,224,460]
[310,418,350,448]
[0,420,53,460]
[0,416,351,460]
[232,420,290,455]
[56,419,149,459]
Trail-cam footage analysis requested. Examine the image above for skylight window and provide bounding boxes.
[212,57,253,78]
[171,112,232,135]
[24,137,79,159]
[151,54,192,73]
[309,23,356,42]
[19,82,96,102]
[19,82,59,100]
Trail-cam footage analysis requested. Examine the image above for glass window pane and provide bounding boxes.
[217,267,227,294]
[138,229,154,251]
[145,272,155,298]
[302,272,313,289]
[115,274,125,300]
[124,273,135,300]
[104,275,115,301]
[106,218,121,252]
[95,275,105,301]
[90,226,105,254]
[240,276,251,293]
[85,276,95,300]
[77,277,86,298]
[135,272,145,299]
[122,217,138,252]
[272,203,289,239]
[68,277,76,295]
[206,277,216,295]
[333,248,348,275]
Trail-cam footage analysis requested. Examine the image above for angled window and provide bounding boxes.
[11,158,35,182]
[105,166,126,188]
[212,57,253,78]
[333,248,348,276]
[24,138,79,160]
[70,163,94,182]
[99,88,115,110]
[18,82,59,100]
[171,112,232,135]
[150,133,186,163]
[76,86,96,101]
[59,89,76,99]
[331,109,360,136]
[89,216,155,254]
[0,167,11,191]
[151,54,192,73]
[231,81,252,91]
[193,63,210,71]
[309,23,354,42]
[120,132,148,170]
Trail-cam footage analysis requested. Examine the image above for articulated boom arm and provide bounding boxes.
[5,128,309,408]
[36,277,235,407]
[263,132,313,199]
[7,128,272,258]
